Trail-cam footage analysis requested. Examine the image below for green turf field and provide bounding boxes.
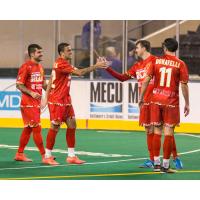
[0,128,200,180]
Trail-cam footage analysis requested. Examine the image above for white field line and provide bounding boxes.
[0,147,199,171]
[0,157,148,171]
[177,133,200,139]
[97,131,133,134]
[0,144,132,158]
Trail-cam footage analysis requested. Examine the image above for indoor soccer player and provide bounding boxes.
[15,44,47,162]
[41,43,107,165]
[105,40,182,169]
[139,38,190,173]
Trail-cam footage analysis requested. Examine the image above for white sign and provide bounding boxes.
[0,79,199,124]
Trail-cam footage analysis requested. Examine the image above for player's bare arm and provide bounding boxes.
[181,82,190,117]
[138,75,151,108]
[42,80,48,90]
[41,77,52,109]
[16,83,41,99]
[72,59,107,76]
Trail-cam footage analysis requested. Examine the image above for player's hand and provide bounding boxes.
[138,99,143,109]
[30,91,42,99]
[184,104,190,117]
[95,57,109,69]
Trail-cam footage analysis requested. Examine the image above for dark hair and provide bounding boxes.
[28,44,42,57]
[128,39,136,52]
[136,40,151,52]
[58,43,70,55]
[162,38,178,52]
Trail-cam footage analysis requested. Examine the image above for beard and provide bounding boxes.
[35,56,42,62]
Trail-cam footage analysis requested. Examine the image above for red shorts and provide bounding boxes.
[48,103,75,124]
[21,107,40,127]
[150,103,180,127]
[139,103,151,127]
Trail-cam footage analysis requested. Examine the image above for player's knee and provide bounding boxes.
[164,125,174,136]
[68,124,76,129]
[164,129,174,136]
[164,132,173,136]
[67,117,76,129]
[147,131,154,135]
[145,126,154,134]
[30,122,40,128]
[51,123,60,131]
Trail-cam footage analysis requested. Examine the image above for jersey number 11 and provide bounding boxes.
[159,67,172,87]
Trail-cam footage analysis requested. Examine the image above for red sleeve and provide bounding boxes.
[106,67,130,82]
[16,64,28,84]
[180,62,189,83]
[126,64,137,78]
[55,62,75,74]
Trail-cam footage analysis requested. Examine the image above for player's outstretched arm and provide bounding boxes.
[71,59,107,76]
[16,83,41,99]
[138,76,151,107]
[181,82,190,117]
[106,67,130,82]
[100,56,131,82]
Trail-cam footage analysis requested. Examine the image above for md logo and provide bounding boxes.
[0,91,21,110]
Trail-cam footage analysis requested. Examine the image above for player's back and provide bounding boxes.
[48,57,75,105]
[151,54,188,106]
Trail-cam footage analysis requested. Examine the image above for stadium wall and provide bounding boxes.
[0,79,199,133]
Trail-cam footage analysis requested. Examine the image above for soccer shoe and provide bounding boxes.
[173,157,183,169]
[153,164,161,172]
[161,166,177,173]
[51,155,56,160]
[66,156,86,164]
[14,152,32,162]
[139,159,154,168]
[42,156,59,166]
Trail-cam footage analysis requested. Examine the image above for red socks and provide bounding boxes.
[150,132,177,160]
[147,133,154,161]
[163,135,173,159]
[18,127,32,153]
[66,128,76,148]
[46,128,58,150]
[46,128,76,150]
[153,134,161,157]
[172,135,178,159]
[32,125,45,155]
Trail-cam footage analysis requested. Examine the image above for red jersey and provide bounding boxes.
[147,54,189,106]
[16,60,45,107]
[126,55,156,103]
[48,57,76,105]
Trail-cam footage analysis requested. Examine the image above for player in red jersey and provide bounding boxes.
[139,38,189,173]
[42,42,107,165]
[105,40,181,168]
[15,44,47,162]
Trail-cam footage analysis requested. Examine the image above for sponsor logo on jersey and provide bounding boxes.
[31,72,43,82]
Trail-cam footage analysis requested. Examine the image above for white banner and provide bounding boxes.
[0,79,199,123]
